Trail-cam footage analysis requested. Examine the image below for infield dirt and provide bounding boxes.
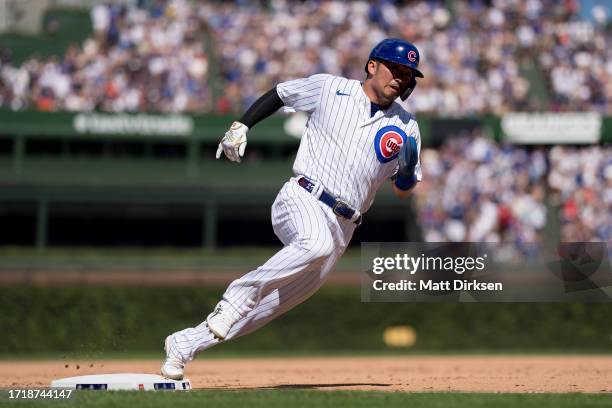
[1,355,611,393]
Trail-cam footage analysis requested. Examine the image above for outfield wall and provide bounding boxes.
[1,286,611,354]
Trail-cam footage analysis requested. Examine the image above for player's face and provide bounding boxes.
[369,60,413,104]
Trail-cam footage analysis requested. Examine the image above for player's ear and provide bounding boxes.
[366,60,377,76]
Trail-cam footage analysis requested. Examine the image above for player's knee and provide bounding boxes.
[298,237,334,260]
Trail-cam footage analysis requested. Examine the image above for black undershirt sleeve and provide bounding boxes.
[239,87,284,128]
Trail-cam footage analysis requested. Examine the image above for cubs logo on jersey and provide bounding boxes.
[374,126,408,163]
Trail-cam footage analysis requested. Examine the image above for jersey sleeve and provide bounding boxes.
[276,74,330,114]
[392,119,423,182]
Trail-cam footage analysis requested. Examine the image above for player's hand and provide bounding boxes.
[216,121,249,162]
[397,136,418,177]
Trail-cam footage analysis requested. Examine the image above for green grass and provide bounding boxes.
[1,390,611,408]
[0,247,362,273]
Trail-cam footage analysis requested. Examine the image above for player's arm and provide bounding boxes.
[391,136,419,198]
[217,74,327,162]
[216,87,284,162]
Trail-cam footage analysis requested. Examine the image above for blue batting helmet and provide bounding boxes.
[366,38,424,78]
[366,38,423,100]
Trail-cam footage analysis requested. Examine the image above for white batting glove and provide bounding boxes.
[215,121,249,162]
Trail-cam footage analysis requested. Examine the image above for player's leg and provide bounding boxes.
[221,244,347,341]
[175,218,353,360]
[162,180,344,376]
[167,244,346,364]
[205,180,337,338]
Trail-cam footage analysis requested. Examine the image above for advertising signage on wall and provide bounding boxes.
[73,113,194,137]
[502,112,602,144]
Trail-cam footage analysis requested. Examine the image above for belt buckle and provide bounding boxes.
[332,200,351,218]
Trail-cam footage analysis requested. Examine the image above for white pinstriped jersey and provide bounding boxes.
[276,74,422,214]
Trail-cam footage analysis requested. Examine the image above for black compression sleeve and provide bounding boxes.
[239,87,284,128]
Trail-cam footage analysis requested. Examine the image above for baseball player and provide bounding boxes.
[161,38,423,380]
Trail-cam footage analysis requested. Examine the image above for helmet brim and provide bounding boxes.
[367,58,424,78]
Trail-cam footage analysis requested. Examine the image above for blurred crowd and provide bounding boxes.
[204,0,610,115]
[413,137,611,253]
[539,6,610,113]
[548,146,611,242]
[413,136,548,257]
[0,1,210,113]
[207,0,536,114]
[0,0,609,114]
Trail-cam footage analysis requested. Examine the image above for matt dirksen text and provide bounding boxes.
[372,279,503,291]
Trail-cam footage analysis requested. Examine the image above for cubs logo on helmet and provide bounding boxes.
[374,125,408,163]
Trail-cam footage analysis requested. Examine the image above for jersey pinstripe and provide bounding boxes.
[277,74,422,213]
[170,179,354,362]
[166,74,422,367]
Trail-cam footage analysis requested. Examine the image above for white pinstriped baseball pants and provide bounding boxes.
[171,177,356,362]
